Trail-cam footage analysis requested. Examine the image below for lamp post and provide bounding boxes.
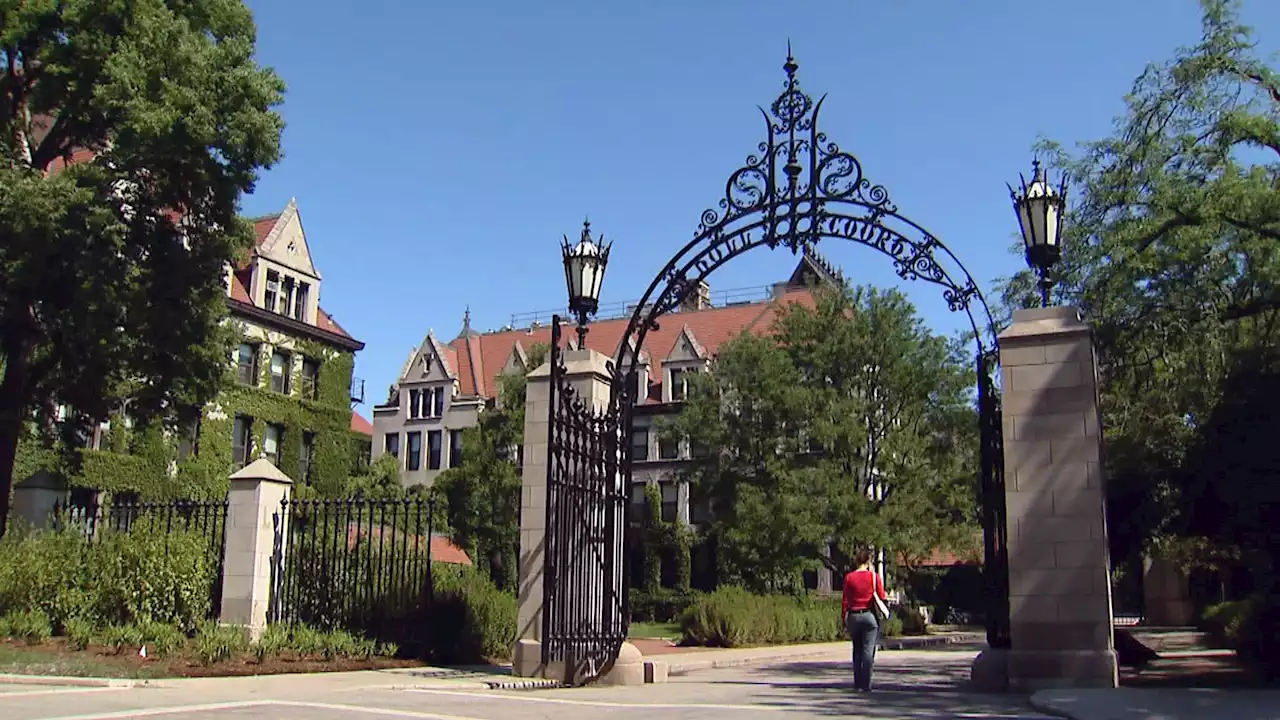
[1009,159,1069,307]
[561,218,611,348]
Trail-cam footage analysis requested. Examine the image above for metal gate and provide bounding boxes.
[978,349,1011,648]
[541,315,629,685]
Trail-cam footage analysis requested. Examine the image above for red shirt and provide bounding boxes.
[842,569,886,615]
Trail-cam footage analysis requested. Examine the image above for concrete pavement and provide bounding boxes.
[0,645,1060,720]
[1031,688,1280,720]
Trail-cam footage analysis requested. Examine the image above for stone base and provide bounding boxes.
[970,647,1011,693]
[511,639,544,678]
[218,622,266,644]
[644,659,669,684]
[600,642,645,686]
[1008,649,1119,691]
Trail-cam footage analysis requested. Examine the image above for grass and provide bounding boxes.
[629,622,681,640]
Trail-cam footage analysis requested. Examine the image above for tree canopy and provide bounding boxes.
[662,285,979,593]
[998,0,1280,579]
[0,0,286,534]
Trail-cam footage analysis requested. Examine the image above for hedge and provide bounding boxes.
[679,587,903,647]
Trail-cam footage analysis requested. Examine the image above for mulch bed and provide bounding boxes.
[0,637,427,679]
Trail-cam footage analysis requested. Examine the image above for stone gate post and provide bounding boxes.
[512,346,642,683]
[219,459,293,642]
[972,307,1119,691]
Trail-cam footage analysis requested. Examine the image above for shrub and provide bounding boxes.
[4,609,53,644]
[0,522,215,634]
[194,622,247,665]
[136,620,187,657]
[1201,598,1257,648]
[1203,591,1280,680]
[428,566,517,663]
[64,617,95,650]
[255,624,292,662]
[631,589,701,623]
[99,624,144,655]
[892,603,928,636]
[680,587,844,647]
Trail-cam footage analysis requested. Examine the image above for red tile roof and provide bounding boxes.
[345,524,472,565]
[228,209,359,344]
[351,411,373,435]
[446,287,819,403]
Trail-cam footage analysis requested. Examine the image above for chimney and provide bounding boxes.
[680,280,712,312]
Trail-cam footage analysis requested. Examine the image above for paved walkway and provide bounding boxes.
[0,645,1055,720]
[1031,688,1280,720]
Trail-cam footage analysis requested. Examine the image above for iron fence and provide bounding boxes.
[268,495,438,652]
[50,497,230,618]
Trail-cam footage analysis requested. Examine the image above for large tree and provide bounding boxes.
[998,0,1280,578]
[664,285,979,593]
[0,1,285,534]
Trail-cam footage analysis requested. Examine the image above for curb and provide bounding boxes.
[667,633,984,675]
[0,673,153,688]
[1028,693,1077,720]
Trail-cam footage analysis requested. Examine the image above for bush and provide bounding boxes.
[194,622,247,666]
[679,587,845,647]
[99,624,144,655]
[0,522,215,633]
[893,603,929,636]
[1201,598,1257,648]
[631,589,701,623]
[3,609,53,644]
[1203,591,1280,680]
[64,617,95,650]
[428,566,517,663]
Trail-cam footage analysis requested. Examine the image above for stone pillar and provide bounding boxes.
[975,307,1119,691]
[219,458,293,643]
[512,347,642,683]
[10,470,68,530]
[1144,555,1194,626]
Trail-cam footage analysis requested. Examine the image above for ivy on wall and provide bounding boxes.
[14,329,365,500]
[639,483,693,593]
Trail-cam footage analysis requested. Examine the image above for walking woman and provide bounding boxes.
[841,548,888,692]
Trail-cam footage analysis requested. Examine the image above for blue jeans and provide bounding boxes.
[845,610,879,690]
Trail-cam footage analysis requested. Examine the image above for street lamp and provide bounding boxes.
[561,218,611,347]
[1009,159,1069,307]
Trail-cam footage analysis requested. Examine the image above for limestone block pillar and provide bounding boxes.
[10,470,67,530]
[986,307,1119,690]
[513,346,640,683]
[1144,555,1194,626]
[219,459,293,643]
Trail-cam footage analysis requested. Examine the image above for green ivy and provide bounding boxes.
[638,484,693,593]
[15,332,365,500]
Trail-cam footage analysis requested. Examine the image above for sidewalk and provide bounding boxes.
[659,631,985,675]
[1031,688,1280,720]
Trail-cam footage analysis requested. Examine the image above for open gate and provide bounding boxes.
[541,315,629,685]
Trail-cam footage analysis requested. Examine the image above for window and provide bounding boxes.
[270,350,291,394]
[295,282,310,320]
[428,430,442,470]
[263,423,283,466]
[449,429,463,468]
[232,416,253,469]
[408,389,421,419]
[407,431,423,471]
[630,485,647,522]
[630,371,647,402]
[384,432,400,459]
[630,428,649,462]
[281,276,295,318]
[658,433,680,460]
[237,343,258,385]
[300,358,320,400]
[691,438,710,459]
[265,270,280,313]
[690,495,711,524]
[661,483,678,523]
[669,368,687,402]
[432,387,445,417]
[300,432,316,481]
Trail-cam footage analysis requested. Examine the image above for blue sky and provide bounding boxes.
[239,0,1279,414]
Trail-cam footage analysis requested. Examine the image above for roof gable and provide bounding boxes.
[256,199,321,280]
[401,332,456,384]
[665,325,708,363]
[502,342,529,375]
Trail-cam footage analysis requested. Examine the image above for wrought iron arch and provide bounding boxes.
[609,51,1010,649]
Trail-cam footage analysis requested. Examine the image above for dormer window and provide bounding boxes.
[294,282,310,321]
[281,276,295,317]
[407,386,446,419]
[668,367,688,402]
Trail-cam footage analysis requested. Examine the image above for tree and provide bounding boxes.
[434,343,548,589]
[664,285,978,593]
[0,1,285,535]
[997,0,1280,578]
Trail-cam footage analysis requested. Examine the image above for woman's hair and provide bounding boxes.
[853,548,874,568]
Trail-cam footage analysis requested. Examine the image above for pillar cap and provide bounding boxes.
[229,458,294,485]
[1000,306,1089,343]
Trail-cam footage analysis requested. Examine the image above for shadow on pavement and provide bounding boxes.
[696,653,1046,718]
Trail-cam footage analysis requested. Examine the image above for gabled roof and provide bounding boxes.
[351,411,374,436]
[227,202,362,349]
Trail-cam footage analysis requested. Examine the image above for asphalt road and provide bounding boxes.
[0,647,1060,720]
